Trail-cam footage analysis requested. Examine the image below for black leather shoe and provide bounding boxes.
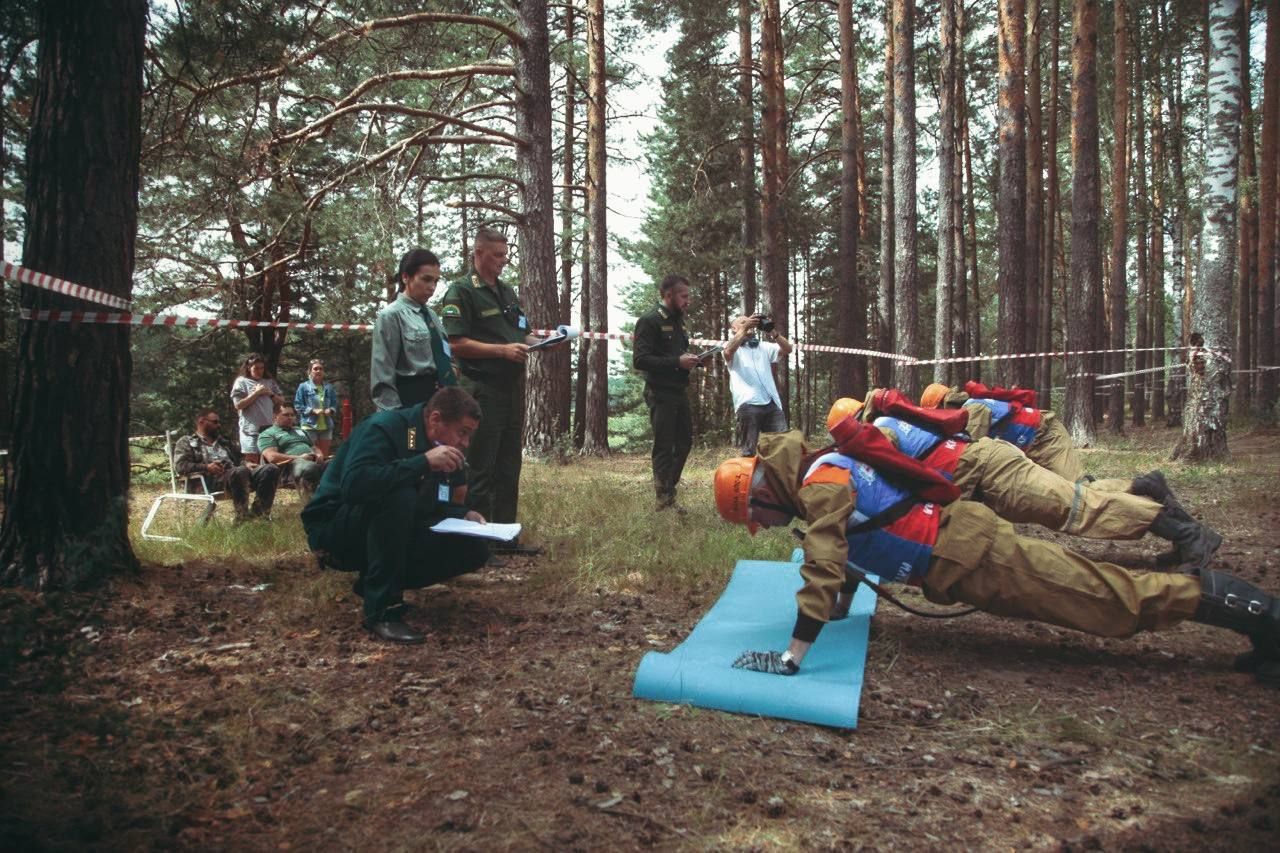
[366,620,425,644]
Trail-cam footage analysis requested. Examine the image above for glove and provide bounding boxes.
[732,650,799,675]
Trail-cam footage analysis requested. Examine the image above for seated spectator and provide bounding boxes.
[301,387,490,645]
[257,402,328,500]
[230,352,285,464]
[174,409,280,522]
[294,358,338,456]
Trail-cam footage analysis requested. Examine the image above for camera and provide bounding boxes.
[752,313,775,333]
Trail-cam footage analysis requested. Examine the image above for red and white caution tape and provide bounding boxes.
[20,309,373,332]
[3,262,131,311]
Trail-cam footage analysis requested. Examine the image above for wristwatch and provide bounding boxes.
[780,650,800,674]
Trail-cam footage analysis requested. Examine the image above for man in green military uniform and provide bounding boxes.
[439,228,544,530]
[633,274,700,511]
[301,387,491,644]
[257,402,328,500]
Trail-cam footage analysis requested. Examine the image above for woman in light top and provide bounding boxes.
[294,358,338,456]
[229,352,284,463]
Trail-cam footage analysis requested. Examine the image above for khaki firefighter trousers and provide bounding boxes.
[921,501,1200,637]
[953,437,1161,540]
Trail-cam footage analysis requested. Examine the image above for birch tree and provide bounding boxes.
[1176,0,1242,460]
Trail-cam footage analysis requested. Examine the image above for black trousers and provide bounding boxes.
[645,386,692,505]
[395,372,440,409]
[308,482,490,622]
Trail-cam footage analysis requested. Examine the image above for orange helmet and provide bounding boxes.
[920,383,950,409]
[826,397,864,432]
[714,456,760,534]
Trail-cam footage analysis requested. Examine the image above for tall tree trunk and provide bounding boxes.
[516,0,567,455]
[1040,0,1062,406]
[738,0,759,314]
[1257,0,1279,419]
[998,0,1029,386]
[1107,0,1130,432]
[1026,0,1044,396]
[1065,0,1100,447]
[1133,7,1149,427]
[837,0,865,398]
[1151,43,1167,421]
[583,0,609,455]
[760,0,788,404]
[953,0,970,369]
[965,103,982,379]
[892,0,920,395]
[559,4,577,445]
[934,0,958,383]
[1236,0,1256,415]
[1177,0,1241,459]
[0,0,145,587]
[877,3,896,388]
[1170,62,1191,424]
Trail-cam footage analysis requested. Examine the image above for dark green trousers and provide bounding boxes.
[645,386,692,505]
[308,482,490,622]
[460,374,525,524]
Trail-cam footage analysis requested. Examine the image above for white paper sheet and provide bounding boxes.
[429,518,522,542]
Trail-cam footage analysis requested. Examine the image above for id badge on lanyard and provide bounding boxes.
[437,481,452,503]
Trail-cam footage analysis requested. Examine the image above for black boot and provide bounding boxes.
[1193,570,1280,685]
[1130,469,1173,503]
[1146,497,1222,574]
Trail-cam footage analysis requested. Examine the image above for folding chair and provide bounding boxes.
[139,431,227,541]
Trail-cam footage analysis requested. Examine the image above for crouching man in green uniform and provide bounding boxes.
[302,387,491,644]
[713,430,1280,687]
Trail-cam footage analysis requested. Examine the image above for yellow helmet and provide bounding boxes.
[714,456,760,535]
[826,397,864,432]
[920,383,950,409]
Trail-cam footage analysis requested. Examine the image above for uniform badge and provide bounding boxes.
[407,427,418,450]
[441,304,462,318]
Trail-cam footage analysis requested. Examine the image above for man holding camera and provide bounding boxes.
[723,313,794,456]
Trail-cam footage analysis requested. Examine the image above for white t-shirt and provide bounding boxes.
[726,340,782,411]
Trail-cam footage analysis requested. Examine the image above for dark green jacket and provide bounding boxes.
[439,272,528,384]
[632,303,690,392]
[301,404,467,547]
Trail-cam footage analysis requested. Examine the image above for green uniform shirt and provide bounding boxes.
[439,272,528,383]
[371,294,455,410]
[257,424,315,456]
[301,404,468,546]
[632,303,690,392]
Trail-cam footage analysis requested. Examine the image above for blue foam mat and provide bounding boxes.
[632,558,877,729]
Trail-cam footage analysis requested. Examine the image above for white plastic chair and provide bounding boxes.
[139,431,226,541]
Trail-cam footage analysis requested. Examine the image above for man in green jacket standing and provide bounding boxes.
[439,228,541,530]
[301,387,490,644]
[633,274,699,511]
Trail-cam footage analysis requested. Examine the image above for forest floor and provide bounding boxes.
[1,424,1279,851]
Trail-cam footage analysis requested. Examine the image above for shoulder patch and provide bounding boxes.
[440,304,462,317]
[802,465,852,488]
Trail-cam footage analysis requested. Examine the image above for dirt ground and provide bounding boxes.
[2,427,1279,851]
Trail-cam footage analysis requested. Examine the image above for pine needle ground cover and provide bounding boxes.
[1,426,1279,849]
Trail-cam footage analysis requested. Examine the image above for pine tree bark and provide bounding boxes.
[1133,16,1148,427]
[560,4,577,446]
[515,0,567,455]
[876,3,896,389]
[0,0,145,588]
[1107,0,1129,432]
[998,0,1028,386]
[1177,0,1241,460]
[582,0,609,455]
[935,0,958,384]
[760,0,789,404]
[953,1,969,368]
[1151,61,1167,421]
[1026,0,1044,396]
[892,0,920,395]
[1065,0,1100,447]
[1039,0,1062,406]
[1257,0,1279,419]
[837,0,865,398]
[739,0,759,315]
